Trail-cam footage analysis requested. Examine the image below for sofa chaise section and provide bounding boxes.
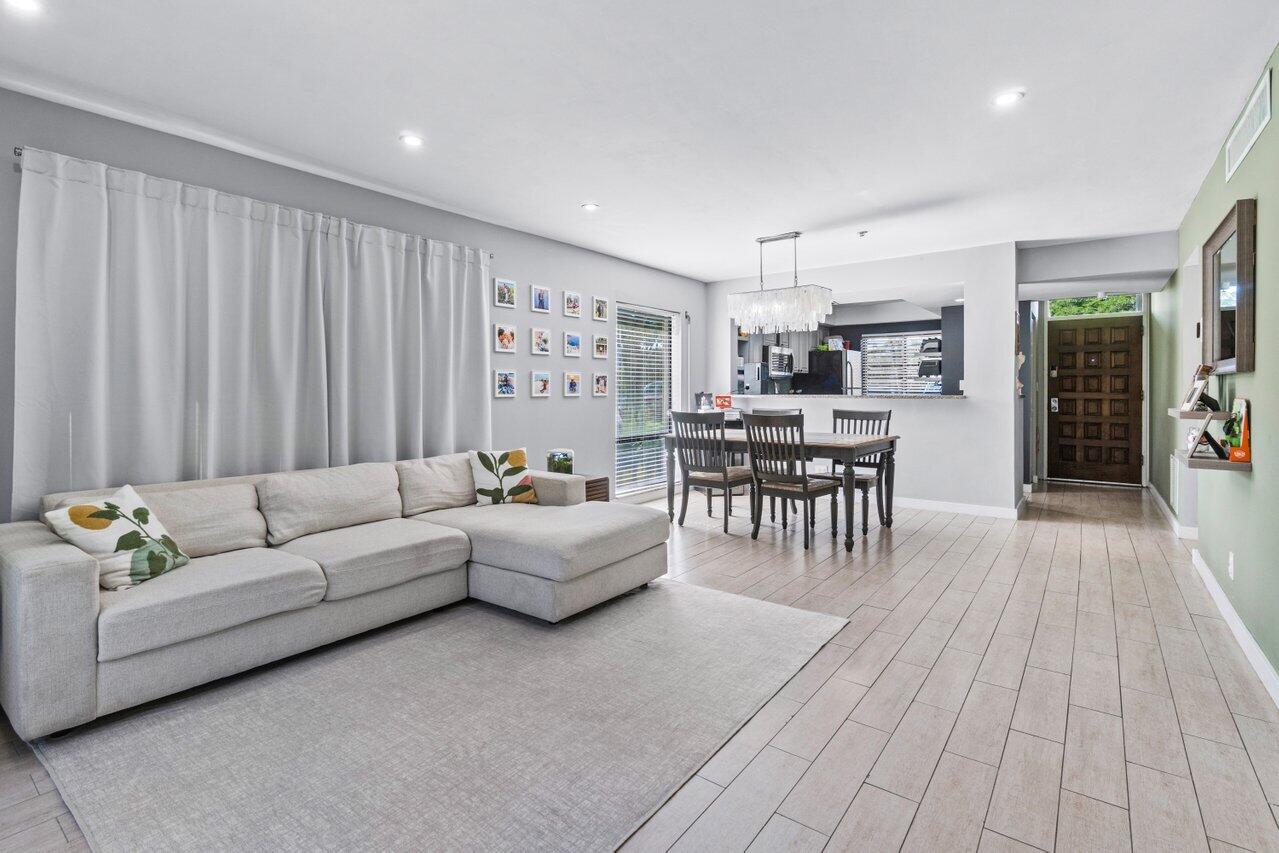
[422,502,669,622]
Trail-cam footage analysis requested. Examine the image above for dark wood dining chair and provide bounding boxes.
[747,408,802,522]
[671,410,754,533]
[822,409,891,535]
[741,412,838,549]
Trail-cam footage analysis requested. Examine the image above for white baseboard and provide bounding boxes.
[1191,549,1279,714]
[892,496,1021,520]
[1149,485,1198,539]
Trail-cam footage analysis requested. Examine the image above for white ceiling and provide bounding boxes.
[1,0,1275,282]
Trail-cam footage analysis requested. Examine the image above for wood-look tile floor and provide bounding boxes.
[624,484,1279,853]
[2,485,1276,852]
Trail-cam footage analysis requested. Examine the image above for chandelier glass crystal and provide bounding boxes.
[727,231,833,334]
[727,284,833,334]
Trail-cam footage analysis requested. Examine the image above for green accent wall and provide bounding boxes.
[1151,43,1279,669]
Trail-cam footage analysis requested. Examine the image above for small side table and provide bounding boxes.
[581,475,610,502]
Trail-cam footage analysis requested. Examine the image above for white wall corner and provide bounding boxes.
[1149,484,1198,539]
[1191,549,1279,714]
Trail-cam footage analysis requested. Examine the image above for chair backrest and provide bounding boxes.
[832,408,892,467]
[670,410,729,477]
[742,412,809,484]
[750,407,802,415]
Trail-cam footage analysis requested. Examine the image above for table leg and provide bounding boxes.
[842,460,855,552]
[884,447,896,527]
[665,441,675,522]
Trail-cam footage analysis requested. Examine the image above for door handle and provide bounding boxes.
[1050,397,1060,413]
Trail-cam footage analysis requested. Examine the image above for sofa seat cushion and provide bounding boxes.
[97,548,327,662]
[419,502,669,582]
[278,518,470,601]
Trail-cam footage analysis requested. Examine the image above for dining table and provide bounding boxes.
[663,429,900,552]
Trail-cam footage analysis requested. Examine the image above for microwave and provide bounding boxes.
[762,345,794,378]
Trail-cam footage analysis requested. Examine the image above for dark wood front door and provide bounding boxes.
[1047,316,1143,484]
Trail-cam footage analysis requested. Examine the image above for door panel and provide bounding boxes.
[1046,316,1143,484]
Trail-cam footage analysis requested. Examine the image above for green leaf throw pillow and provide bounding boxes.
[45,484,191,590]
[468,448,539,505]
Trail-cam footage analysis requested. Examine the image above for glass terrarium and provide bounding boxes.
[546,448,574,474]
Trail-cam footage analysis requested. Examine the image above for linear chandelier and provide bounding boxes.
[727,231,833,334]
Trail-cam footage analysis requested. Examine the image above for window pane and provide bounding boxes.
[1048,294,1140,316]
[615,305,674,495]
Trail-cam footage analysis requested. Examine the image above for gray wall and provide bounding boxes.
[0,87,708,520]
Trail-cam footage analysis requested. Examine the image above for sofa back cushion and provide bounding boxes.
[257,462,402,545]
[395,454,476,515]
[143,484,266,558]
[45,482,266,559]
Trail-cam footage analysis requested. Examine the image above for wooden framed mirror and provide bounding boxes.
[1202,199,1256,373]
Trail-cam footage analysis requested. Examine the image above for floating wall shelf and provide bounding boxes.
[1174,449,1251,471]
[1167,408,1230,421]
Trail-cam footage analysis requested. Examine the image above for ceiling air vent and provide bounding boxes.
[1225,69,1271,181]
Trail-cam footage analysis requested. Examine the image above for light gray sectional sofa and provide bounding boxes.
[0,455,670,740]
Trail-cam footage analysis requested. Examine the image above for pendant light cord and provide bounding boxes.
[759,240,764,292]
[793,235,798,288]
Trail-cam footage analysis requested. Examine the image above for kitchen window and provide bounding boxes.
[860,331,943,396]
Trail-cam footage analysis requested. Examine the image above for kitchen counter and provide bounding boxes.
[735,393,965,400]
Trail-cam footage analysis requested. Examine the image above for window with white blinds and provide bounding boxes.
[615,304,676,495]
[860,331,943,396]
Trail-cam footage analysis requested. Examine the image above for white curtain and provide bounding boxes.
[11,148,491,519]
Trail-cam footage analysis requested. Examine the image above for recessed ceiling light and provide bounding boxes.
[992,88,1026,108]
[5,0,42,15]
[954,297,965,303]
[580,202,600,212]
[398,132,424,148]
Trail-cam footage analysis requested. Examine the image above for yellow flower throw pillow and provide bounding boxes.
[46,484,190,590]
[468,448,538,505]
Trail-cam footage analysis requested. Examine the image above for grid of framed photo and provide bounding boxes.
[493,370,516,398]
[563,372,582,397]
[490,277,609,399]
[530,371,551,397]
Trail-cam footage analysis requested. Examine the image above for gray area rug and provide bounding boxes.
[35,580,844,852]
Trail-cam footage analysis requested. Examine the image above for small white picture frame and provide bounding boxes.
[592,334,609,359]
[1180,377,1208,411]
[494,323,517,353]
[563,372,582,397]
[531,328,551,355]
[563,290,582,317]
[530,285,551,314]
[564,331,582,357]
[592,296,609,322]
[530,371,551,398]
[593,373,608,397]
[494,370,516,398]
[493,278,517,309]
